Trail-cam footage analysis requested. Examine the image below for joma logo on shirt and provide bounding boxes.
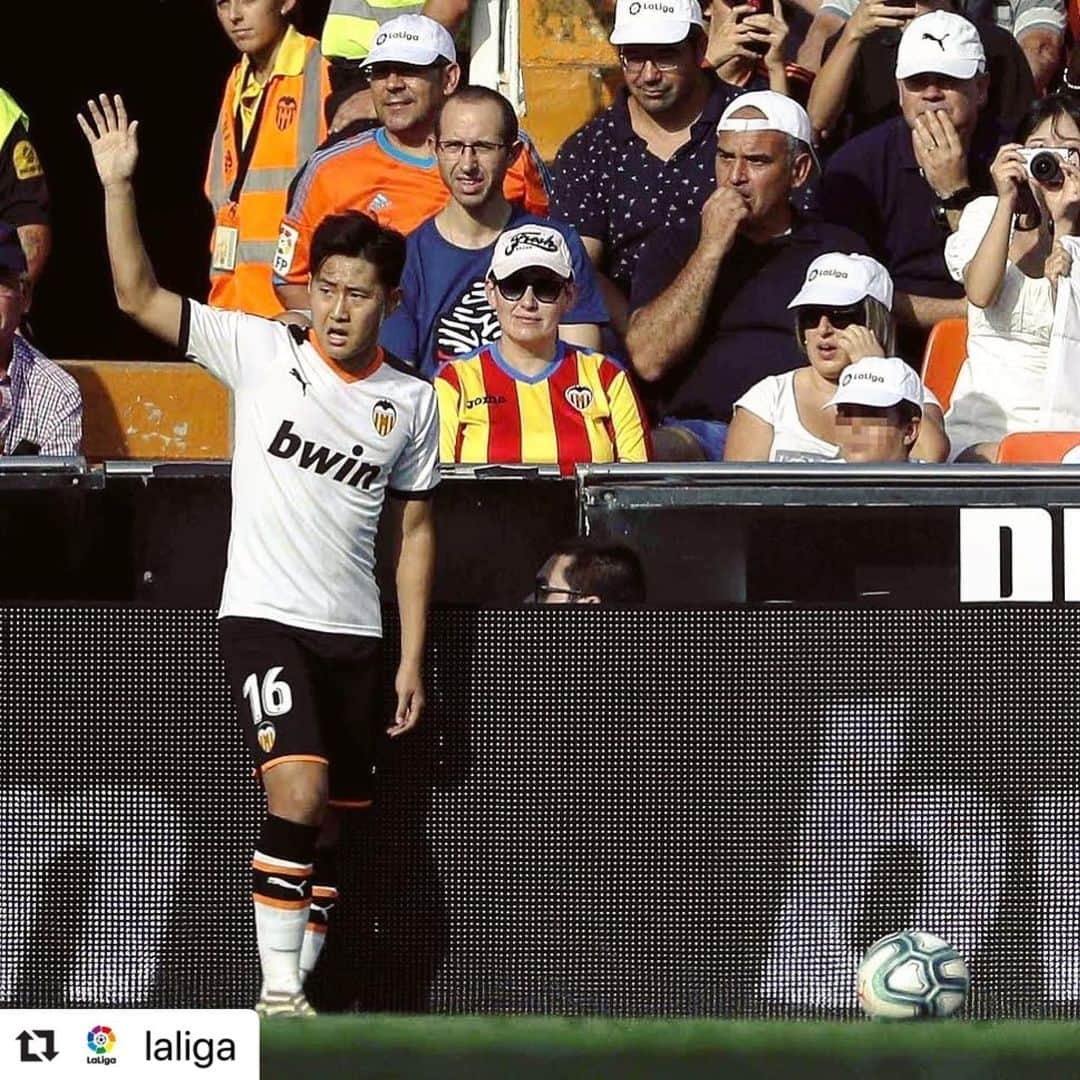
[466,394,507,408]
[268,420,381,489]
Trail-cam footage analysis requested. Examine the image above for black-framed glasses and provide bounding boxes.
[493,272,567,304]
[795,301,866,333]
[436,139,510,158]
[532,578,585,603]
[618,48,684,74]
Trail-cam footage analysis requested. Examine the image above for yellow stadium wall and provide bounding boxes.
[519,0,622,160]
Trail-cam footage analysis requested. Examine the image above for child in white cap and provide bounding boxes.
[825,355,925,462]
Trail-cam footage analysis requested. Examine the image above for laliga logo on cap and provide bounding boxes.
[808,268,849,282]
[505,231,559,255]
[375,31,387,44]
[849,372,884,385]
[377,30,420,43]
[628,0,676,12]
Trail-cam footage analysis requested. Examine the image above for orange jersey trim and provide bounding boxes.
[326,797,374,810]
[253,894,310,911]
[259,754,329,775]
[252,857,314,877]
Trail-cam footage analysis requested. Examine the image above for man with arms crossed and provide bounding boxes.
[80,94,439,1018]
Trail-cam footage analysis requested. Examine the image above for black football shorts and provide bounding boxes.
[218,616,384,807]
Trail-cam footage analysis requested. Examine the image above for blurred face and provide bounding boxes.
[798,303,866,381]
[215,0,293,57]
[716,126,808,225]
[619,37,705,115]
[368,61,460,140]
[434,99,517,209]
[835,404,919,462]
[898,71,988,138]
[308,255,397,366]
[0,272,27,357]
[485,271,575,350]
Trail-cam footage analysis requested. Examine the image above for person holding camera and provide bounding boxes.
[943,93,1080,461]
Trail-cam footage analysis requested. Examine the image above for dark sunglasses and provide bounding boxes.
[493,272,567,304]
[796,302,866,332]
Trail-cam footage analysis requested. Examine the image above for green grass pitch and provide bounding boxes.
[261,1017,1080,1078]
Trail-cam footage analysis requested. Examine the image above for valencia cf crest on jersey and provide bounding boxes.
[257,723,276,753]
[372,400,397,437]
[276,96,298,131]
[565,384,594,413]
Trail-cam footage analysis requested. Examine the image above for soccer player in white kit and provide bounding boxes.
[80,95,439,1018]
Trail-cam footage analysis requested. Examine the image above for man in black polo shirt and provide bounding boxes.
[626,91,869,461]
[808,0,1034,144]
[822,11,998,358]
[550,0,745,337]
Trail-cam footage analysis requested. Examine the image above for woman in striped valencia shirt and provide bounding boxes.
[434,224,651,475]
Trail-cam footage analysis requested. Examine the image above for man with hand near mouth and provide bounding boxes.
[380,87,608,377]
[822,10,999,357]
[626,91,868,461]
[273,14,550,314]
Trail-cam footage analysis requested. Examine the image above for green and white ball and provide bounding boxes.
[857,930,970,1019]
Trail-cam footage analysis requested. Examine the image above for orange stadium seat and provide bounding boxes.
[996,432,1080,463]
[920,318,967,412]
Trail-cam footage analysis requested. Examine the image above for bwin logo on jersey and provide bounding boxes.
[372,400,398,437]
[268,420,381,489]
[565,384,594,412]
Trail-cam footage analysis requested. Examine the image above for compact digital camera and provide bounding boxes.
[1016,147,1075,184]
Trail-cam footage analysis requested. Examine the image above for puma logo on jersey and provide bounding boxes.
[290,368,309,395]
[266,876,307,897]
[268,420,381,489]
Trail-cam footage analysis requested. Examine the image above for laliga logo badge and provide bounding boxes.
[840,371,853,386]
[375,32,388,44]
[257,724,276,754]
[565,384,594,412]
[373,399,398,437]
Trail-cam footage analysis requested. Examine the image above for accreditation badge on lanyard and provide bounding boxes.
[212,203,241,273]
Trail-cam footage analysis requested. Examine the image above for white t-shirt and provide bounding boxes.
[734,369,942,462]
[183,301,440,637]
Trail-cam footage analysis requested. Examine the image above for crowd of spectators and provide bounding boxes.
[7,0,1080,466]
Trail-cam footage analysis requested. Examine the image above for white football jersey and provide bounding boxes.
[183,301,439,637]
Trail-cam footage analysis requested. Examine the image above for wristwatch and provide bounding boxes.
[931,186,974,233]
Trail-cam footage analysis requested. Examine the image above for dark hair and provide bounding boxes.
[435,85,519,144]
[310,211,406,290]
[553,537,647,606]
[1017,92,1080,145]
[895,400,922,426]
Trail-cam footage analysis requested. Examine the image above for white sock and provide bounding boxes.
[300,885,337,982]
[253,851,312,995]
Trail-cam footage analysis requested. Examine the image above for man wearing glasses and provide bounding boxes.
[531,538,647,606]
[273,14,549,313]
[380,87,608,377]
[550,0,751,338]
[434,223,651,473]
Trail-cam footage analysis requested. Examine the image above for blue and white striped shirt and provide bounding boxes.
[1,335,82,456]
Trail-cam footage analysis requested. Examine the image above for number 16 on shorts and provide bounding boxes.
[242,668,293,754]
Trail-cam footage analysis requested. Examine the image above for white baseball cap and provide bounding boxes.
[717,90,815,149]
[788,253,894,310]
[360,14,457,68]
[489,225,574,281]
[825,356,924,413]
[610,0,705,46]
[895,11,986,81]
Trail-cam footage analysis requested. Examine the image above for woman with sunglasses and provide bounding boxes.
[724,252,949,462]
[943,93,1080,462]
[435,224,651,474]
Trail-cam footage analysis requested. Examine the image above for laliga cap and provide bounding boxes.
[895,11,986,80]
[490,225,574,281]
[717,90,815,152]
[361,14,457,68]
[610,0,705,46]
[788,253,894,310]
[825,356,924,413]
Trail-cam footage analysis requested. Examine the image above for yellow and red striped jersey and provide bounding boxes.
[434,342,651,475]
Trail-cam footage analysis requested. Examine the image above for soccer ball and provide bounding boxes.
[857,930,970,1019]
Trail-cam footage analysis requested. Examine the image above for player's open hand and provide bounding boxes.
[78,94,139,188]
[388,663,425,737]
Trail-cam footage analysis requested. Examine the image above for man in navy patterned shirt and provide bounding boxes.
[550,0,746,338]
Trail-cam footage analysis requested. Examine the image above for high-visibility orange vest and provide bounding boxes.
[205,32,329,317]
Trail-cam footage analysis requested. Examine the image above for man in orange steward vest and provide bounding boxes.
[272,14,550,313]
[206,0,331,317]
[435,224,651,475]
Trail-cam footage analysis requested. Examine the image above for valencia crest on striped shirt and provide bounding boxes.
[564,384,594,412]
[372,399,397,437]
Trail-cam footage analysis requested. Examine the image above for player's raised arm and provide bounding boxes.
[78,94,183,346]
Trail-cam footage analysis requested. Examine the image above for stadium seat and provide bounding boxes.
[920,318,967,412]
[996,432,1080,463]
[60,361,232,462]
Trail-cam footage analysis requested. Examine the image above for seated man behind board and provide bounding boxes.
[531,537,647,606]
[0,224,80,456]
[435,224,650,475]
